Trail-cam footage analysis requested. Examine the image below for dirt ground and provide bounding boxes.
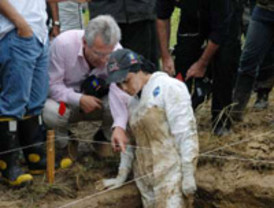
[0,91,273,208]
[195,91,274,208]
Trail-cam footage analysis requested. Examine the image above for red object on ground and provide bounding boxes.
[58,102,66,116]
[176,72,184,82]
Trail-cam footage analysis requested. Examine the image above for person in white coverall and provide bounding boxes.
[97,49,199,208]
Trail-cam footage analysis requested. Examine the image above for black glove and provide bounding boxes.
[80,75,109,98]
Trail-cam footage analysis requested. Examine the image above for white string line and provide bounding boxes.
[0,129,273,165]
[0,131,270,208]
[54,135,274,165]
[51,128,274,157]
[200,129,274,156]
[58,129,274,157]
[57,171,155,208]
[58,133,274,208]
[200,154,274,165]
[74,130,274,165]
[44,128,274,155]
[43,127,274,154]
[58,150,274,208]
[58,165,181,208]
[1,105,271,156]
[195,108,274,113]
[0,129,267,207]
[0,137,69,156]
[0,137,150,156]
[72,136,274,165]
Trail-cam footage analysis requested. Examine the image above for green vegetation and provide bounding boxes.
[170,8,180,48]
[82,8,90,27]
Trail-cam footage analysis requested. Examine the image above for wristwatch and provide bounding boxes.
[53,21,61,27]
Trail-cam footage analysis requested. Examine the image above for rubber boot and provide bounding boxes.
[18,116,72,175]
[212,120,231,137]
[0,120,33,187]
[232,74,255,122]
[212,107,232,137]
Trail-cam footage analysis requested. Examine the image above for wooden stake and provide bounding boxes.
[47,130,55,184]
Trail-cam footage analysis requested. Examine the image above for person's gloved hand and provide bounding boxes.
[95,169,128,191]
[182,162,197,197]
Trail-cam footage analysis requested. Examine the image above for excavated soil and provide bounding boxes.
[0,91,273,208]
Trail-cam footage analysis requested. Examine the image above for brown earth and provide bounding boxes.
[0,91,273,208]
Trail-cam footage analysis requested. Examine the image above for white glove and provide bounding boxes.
[95,169,128,191]
[182,162,197,197]
[96,144,134,191]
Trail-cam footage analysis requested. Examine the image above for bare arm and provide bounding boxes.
[186,40,219,80]
[157,19,175,76]
[198,40,219,67]
[0,0,32,37]
[111,127,128,153]
[48,2,60,38]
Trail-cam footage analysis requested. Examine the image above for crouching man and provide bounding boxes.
[97,49,199,208]
[42,15,124,157]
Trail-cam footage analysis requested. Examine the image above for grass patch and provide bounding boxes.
[170,8,180,48]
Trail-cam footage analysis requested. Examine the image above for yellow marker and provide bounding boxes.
[47,130,55,184]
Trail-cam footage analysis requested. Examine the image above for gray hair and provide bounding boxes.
[84,15,121,47]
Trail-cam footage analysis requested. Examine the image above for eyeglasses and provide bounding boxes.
[90,47,112,58]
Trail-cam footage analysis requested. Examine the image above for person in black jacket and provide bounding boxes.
[88,0,159,68]
[157,0,242,136]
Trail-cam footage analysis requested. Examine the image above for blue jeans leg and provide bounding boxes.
[239,19,274,77]
[232,20,274,120]
[0,30,49,119]
[26,40,49,116]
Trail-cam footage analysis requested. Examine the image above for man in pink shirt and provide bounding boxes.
[43,15,130,156]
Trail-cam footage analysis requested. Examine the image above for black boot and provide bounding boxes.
[232,74,255,121]
[253,88,270,110]
[212,108,232,137]
[0,120,33,187]
[18,116,72,175]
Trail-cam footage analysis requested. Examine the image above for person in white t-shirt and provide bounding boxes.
[0,0,72,188]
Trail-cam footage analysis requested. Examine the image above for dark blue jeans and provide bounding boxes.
[0,30,49,119]
[239,19,274,77]
[233,18,274,119]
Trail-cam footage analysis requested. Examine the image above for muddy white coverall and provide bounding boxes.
[100,72,199,208]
